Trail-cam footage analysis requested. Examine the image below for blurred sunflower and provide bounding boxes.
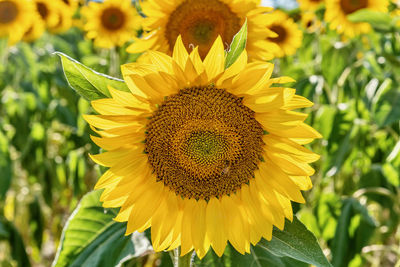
[301,12,323,33]
[85,36,320,258]
[265,10,303,58]
[298,0,324,10]
[81,0,141,48]
[127,0,277,61]
[0,0,35,44]
[33,0,61,28]
[60,0,78,12]
[325,0,389,37]
[49,2,73,34]
[22,13,45,42]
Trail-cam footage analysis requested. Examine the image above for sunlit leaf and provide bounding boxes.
[225,19,247,69]
[52,190,152,267]
[55,52,129,101]
[348,9,394,32]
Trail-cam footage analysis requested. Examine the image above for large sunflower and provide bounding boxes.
[265,10,303,58]
[298,0,324,10]
[325,0,389,37]
[0,0,35,44]
[85,36,321,258]
[127,0,277,61]
[81,0,141,48]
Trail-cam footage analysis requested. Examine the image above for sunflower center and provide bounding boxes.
[37,2,49,19]
[101,7,125,30]
[268,25,287,44]
[340,0,368,14]
[145,86,264,200]
[165,0,241,59]
[0,1,18,24]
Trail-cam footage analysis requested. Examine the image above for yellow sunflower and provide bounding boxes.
[265,10,303,58]
[298,0,324,10]
[33,0,61,28]
[85,36,321,258]
[301,12,323,33]
[0,0,35,45]
[127,0,277,61]
[22,12,45,42]
[81,0,141,49]
[48,2,73,34]
[59,0,79,12]
[325,0,389,37]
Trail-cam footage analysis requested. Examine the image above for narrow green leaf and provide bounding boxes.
[348,9,393,32]
[0,131,12,201]
[225,19,247,69]
[55,52,129,101]
[52,190,152,267]
[258,217,332,267]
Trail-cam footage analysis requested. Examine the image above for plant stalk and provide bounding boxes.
[172,247,193,267]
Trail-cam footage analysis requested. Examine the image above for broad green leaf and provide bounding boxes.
[373,87,400,127]
[225,19,247,69]
[56,52,129,101]
[52,190,152,267]
[258,217,332,267]
[348,9,393,32]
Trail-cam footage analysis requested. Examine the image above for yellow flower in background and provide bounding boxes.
[22,12,46,43]
[301,12,323,33]
[85,36,321,258]
[60,0,79,13]
[81,0,141,48]
[0,0,35,45]
[265,10,303,58]
[127,0,277,61]
[325,0,389,37]
[49,2,73,34]
[298,0,324,10]
[33,0,62,28]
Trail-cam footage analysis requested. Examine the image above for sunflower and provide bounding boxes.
[325,0,389,37]
[298,0,324,10]
[81,0,141,49]
[60,0,78,12]
[127,0,277,61]
[301,12,323,33]
[48,2,73,34]
[0,0,35,45]
[264,10,303,58]
[22,12,45,42]
[33,0,61,28]
[85,36,320,258]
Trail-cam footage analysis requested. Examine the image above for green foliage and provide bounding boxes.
[53,190,151,267]
[225,19,247,69]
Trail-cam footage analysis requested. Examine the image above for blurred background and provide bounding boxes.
[0,0,399,266]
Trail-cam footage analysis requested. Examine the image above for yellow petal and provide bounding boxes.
[203,36,225,81]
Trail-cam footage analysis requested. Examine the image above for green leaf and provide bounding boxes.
[0,131,12,201]
[55,52,129,101]
[258,217,332,267]
[348,9,394,32]
[52,190,152,267]
[225,19,247,69]
[0,217,31,267]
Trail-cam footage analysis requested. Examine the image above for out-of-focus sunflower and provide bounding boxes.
[265,10,303,58]
[127,0,277,61]
[33,0,61,28]
[60,0,78,12]
[49,2,73,34]
[301,12,323,33]
[22,12,45,42]
[85,36,321,258]
[0,0,35,44]
[325,0,388,37]
[81,0,141,48]
[298,0,324,10]
[392,9,400,27]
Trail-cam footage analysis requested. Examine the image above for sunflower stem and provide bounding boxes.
[172,247,193,267]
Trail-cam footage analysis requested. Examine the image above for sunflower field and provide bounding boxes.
[0,0,400,266]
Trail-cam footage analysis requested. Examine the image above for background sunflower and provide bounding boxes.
[265,10,303,58]
[325,0,389,37]
[81,0,141,48]
[127,0,277,61]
